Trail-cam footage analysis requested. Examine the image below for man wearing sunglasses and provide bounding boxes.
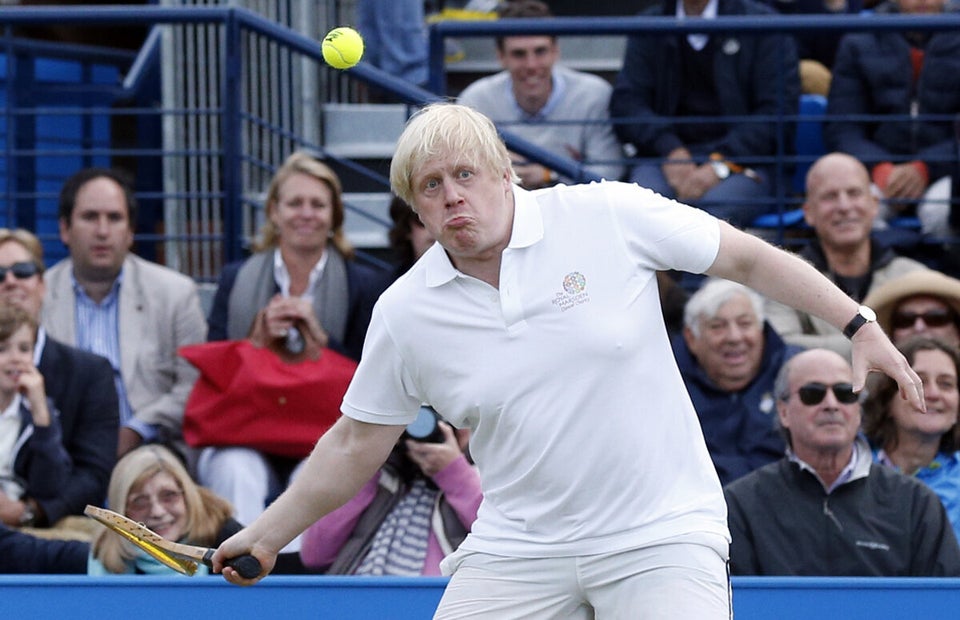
[864,269,960,347]
[41,168,207,462]
[725,348,960,576]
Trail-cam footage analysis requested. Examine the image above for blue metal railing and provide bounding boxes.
[0,7,957,270]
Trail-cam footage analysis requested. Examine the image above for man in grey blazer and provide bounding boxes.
[42,168,207,460]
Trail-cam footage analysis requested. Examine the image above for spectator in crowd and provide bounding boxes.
[0,520,87,573]
[214,103,925,616]
[300,410,481,575]
[0,228,118,532]
[199,151,387,548]
[725,348,960,576]
[89,445,240,575]
[42,168,207,462]
[762,0,865,95]
[609,0,800,226]
[387,193,435,279]
[863,337,960,538]
[673,278,802,485]
[458,0,624,188]
[826,0,960,237]
[357,0,428,91]
[863,268,960,347]
[1,444,304,574]
[0,303,71,528]
[765,152,927,356]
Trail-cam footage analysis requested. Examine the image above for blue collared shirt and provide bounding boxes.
[876,448,960,541]
[72,269,154,440]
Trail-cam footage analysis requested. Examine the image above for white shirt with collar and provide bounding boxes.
[342,181,725,560]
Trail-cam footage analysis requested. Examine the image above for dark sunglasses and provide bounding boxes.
[795,382,859,406]
[891,308,955,330]
[0,261,39,281]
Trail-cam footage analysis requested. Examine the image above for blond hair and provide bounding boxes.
[254,151,354,259]
[0,228,45,272]
[390,103,519,207]
[91,445,233,574]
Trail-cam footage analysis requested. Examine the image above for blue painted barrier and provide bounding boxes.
[4,575,960,619]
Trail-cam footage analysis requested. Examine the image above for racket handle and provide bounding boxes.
[227,554,262,579]
[202,549,262,579]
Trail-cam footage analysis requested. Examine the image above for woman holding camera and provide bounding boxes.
[299,413,481,576]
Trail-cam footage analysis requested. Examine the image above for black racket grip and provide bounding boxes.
[227,554,262,579]
[203,549,262,579]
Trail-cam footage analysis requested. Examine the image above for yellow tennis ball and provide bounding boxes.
[322,27,364,70]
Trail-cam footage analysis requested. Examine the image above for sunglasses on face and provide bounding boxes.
[891,308,955,330]
[0,262,39,281]
[795,382,859,406]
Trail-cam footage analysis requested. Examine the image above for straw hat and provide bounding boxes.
[862,270,960,334]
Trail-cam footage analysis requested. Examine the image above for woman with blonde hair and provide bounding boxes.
[198,151,387,552]
[89,445,235,575]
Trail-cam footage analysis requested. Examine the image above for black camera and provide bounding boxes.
[403,405,445,444]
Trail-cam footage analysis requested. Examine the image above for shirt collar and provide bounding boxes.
[787,435,873,493]
[423,185,543,287]
[71,266,123,306]
[677,0,719,51]
[33,326,47,367]
[273,248,327,298]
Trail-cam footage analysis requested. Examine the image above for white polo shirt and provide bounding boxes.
[342,181,729,558]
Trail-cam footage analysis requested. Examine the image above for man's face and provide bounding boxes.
[59,176,134,280]
[778,350,861,458]
[683,294,764,392]
[497,36,558,105]
[891,295,960,347]
[409,156,514,267]
[803,156,878,252]
[0,241,45,321]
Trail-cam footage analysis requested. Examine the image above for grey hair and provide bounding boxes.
[683,278,765,338]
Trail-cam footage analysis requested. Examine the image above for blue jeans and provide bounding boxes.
[630,162,774,228]
[357,0,428,86]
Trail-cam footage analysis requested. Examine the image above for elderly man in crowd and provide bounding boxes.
[673,278,802,484]
[725,348,960,576]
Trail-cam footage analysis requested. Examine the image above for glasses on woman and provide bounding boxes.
[0,261,39,281]
[891,308,955,330]
[794,382,859,406]
[125,488,184,518]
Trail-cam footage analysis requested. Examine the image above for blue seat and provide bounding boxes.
[750,94,827,230]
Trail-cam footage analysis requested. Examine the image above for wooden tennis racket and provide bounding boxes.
[84,504,261,578]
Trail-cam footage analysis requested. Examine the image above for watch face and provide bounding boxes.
[861,306,877,321]
[711,161,730,180]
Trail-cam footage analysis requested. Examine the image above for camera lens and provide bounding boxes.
[405,406,445,443]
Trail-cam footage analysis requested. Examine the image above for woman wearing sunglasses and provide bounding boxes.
[862,337,960,539]
[863,269,960,347]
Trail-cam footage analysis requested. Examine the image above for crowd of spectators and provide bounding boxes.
[4,0,960,586]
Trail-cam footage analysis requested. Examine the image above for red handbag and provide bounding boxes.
[180,340,357,458]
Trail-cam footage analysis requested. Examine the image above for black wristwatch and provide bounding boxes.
[843,305,877,339]
[18,501,36,527]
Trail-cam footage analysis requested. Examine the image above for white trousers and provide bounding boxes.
[196,446,306,552]
[434,535,731,620]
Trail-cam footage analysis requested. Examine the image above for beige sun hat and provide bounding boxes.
[863,270,960,335]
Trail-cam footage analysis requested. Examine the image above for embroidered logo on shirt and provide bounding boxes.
[552,272,590,312]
